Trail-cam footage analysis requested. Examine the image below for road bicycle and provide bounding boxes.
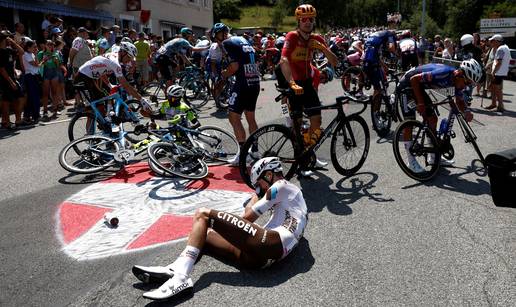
[147,116,239,179]
[342,66,404,138]
[238,88,371,189]
[68,84,149,145]
[392,94,485,181]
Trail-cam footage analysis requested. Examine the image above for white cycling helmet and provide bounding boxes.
[460,34,474,46]
[460,58,482,84]
[120,41,137,58]
[166,85,185,98]
[250,157,283,187]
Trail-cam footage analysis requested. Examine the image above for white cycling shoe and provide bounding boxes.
[315,158,328,168]
[427,154,455,166]
[143,274,194,301]
[228,154,239,166]
[406,159,425,173]
[132,265,175,284]
[299,169,314,177]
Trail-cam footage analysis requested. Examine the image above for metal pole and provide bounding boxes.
[397,0,400,12]
[421,0,426,37]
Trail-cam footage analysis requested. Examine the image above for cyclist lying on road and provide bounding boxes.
[132,157,308,301]
[151,85,200,128]
[396,59,483,173]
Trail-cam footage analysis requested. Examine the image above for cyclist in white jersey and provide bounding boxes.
[132,157,308,301]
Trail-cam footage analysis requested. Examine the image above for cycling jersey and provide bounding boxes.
[251,180,307,258]
[282,31,326,81]
[222,36,260,88]
[207,42,224,63]
[158,100,197,125]
[363,30,396,65]
[158,38,193,58]
[78,53,123,79]
[399,38,417,54]
[193,39,210,57]
[400,64,464,96]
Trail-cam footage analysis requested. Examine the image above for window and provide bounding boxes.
[203,0,209,7]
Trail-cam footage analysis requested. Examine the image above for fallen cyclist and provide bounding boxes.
[132,157,308,301]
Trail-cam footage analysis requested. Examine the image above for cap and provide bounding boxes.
[0,30,13,37]
[489,34,503,42]
[77,27,90,33]
[51,27,62,34]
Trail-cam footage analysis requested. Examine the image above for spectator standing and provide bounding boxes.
[22,40,41,123]
[128,29,138,42]
[0,31,25,129]
[485,34,510,112]
[96,27,111,55]
[38,40,64,120]
[14,23,25,45]
[483,40,496,98]
[41,14,52,31]
[109,25,121,46]
[134,32,151,86]
[68,27,93,108]
[54,40,69,109]
[442,38,454,59]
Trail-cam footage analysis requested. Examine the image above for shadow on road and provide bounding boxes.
[136,238,315,307]
[472,107,516,119]
[401,159,490,196]
[58,171,118,184]
[299,171,394,215]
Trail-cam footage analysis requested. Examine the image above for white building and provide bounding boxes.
[98,0,214,40]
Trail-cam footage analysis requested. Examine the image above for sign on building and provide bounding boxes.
[480,18,516,38]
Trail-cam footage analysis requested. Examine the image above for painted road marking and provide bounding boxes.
[57,163,252,261]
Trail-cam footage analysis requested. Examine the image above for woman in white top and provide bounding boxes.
[442,38,454,60]
[22,40,42,123]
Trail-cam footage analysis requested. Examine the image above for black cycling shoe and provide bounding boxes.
[132,265,174,284]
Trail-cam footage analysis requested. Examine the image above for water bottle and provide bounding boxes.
[104,213,119,227]
[439,118,449,136]
[389,94,396,106]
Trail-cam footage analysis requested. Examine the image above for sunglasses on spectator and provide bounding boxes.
[300,17,315,24]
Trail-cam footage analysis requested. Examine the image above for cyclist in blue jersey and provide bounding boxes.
[363,29,397,115]
[155,27,209,87]
[221,35,261,165]
[396,59,483,172]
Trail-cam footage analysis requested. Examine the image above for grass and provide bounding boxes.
[222,6,297,33]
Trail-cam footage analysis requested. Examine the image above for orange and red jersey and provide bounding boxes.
[282,31,326,81]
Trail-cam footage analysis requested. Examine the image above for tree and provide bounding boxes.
[401,10,442,38]
[214,0,243,22]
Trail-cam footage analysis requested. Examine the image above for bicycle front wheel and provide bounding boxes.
[341,66,365,95]
[59,135,120,174]
[194,126,239,163]
[147,142,208,179]
[182,80,210,109]
[370,93,393,138]
[239,124,299,189]
[330,115,370,176]
[140,82,166,108]
[392,120,441,181]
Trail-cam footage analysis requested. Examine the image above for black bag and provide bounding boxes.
[486,148,516,208]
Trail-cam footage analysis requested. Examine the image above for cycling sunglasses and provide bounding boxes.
[300,17,315,24]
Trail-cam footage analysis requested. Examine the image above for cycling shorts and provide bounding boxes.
[228,84,260,114]
[156,54,178,81]
[73,73,105,102]
[363,63,384,90]
[401,53,419,72]
[396,84,433,119]
[289,79,321,118]
[208,209,284,268]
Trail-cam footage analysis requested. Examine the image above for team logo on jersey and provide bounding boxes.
[56,163,252,261]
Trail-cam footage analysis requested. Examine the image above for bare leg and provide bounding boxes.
[244,111,258,136]
[228,111,246,143]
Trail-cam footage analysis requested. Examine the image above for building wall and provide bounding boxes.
[97,0,213,39]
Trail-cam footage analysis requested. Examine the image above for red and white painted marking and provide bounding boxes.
[56,163,253,261]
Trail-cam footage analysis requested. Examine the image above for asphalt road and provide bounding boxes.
[0,77,515,306]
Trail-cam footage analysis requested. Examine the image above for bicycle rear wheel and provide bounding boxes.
[147,142,208,179]
[182,80,210,109]
[392,120,441,181]
[68,111,102,142]
[59,135,120,174]
[239,124,299,189]
[194,126,239,163]
[341,66,365,95]
[330,115,370,176]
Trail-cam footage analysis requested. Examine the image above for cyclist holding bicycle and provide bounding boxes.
[363,26,397,120]
[132,157,307,301]
[280,4,338,176]
[396,59,483,172]
[155,27,209,87]
[207,23,229,108]
[74,41,150,110]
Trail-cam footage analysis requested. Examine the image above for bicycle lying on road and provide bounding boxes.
[392,94,485,181]
[238,88,371,189]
